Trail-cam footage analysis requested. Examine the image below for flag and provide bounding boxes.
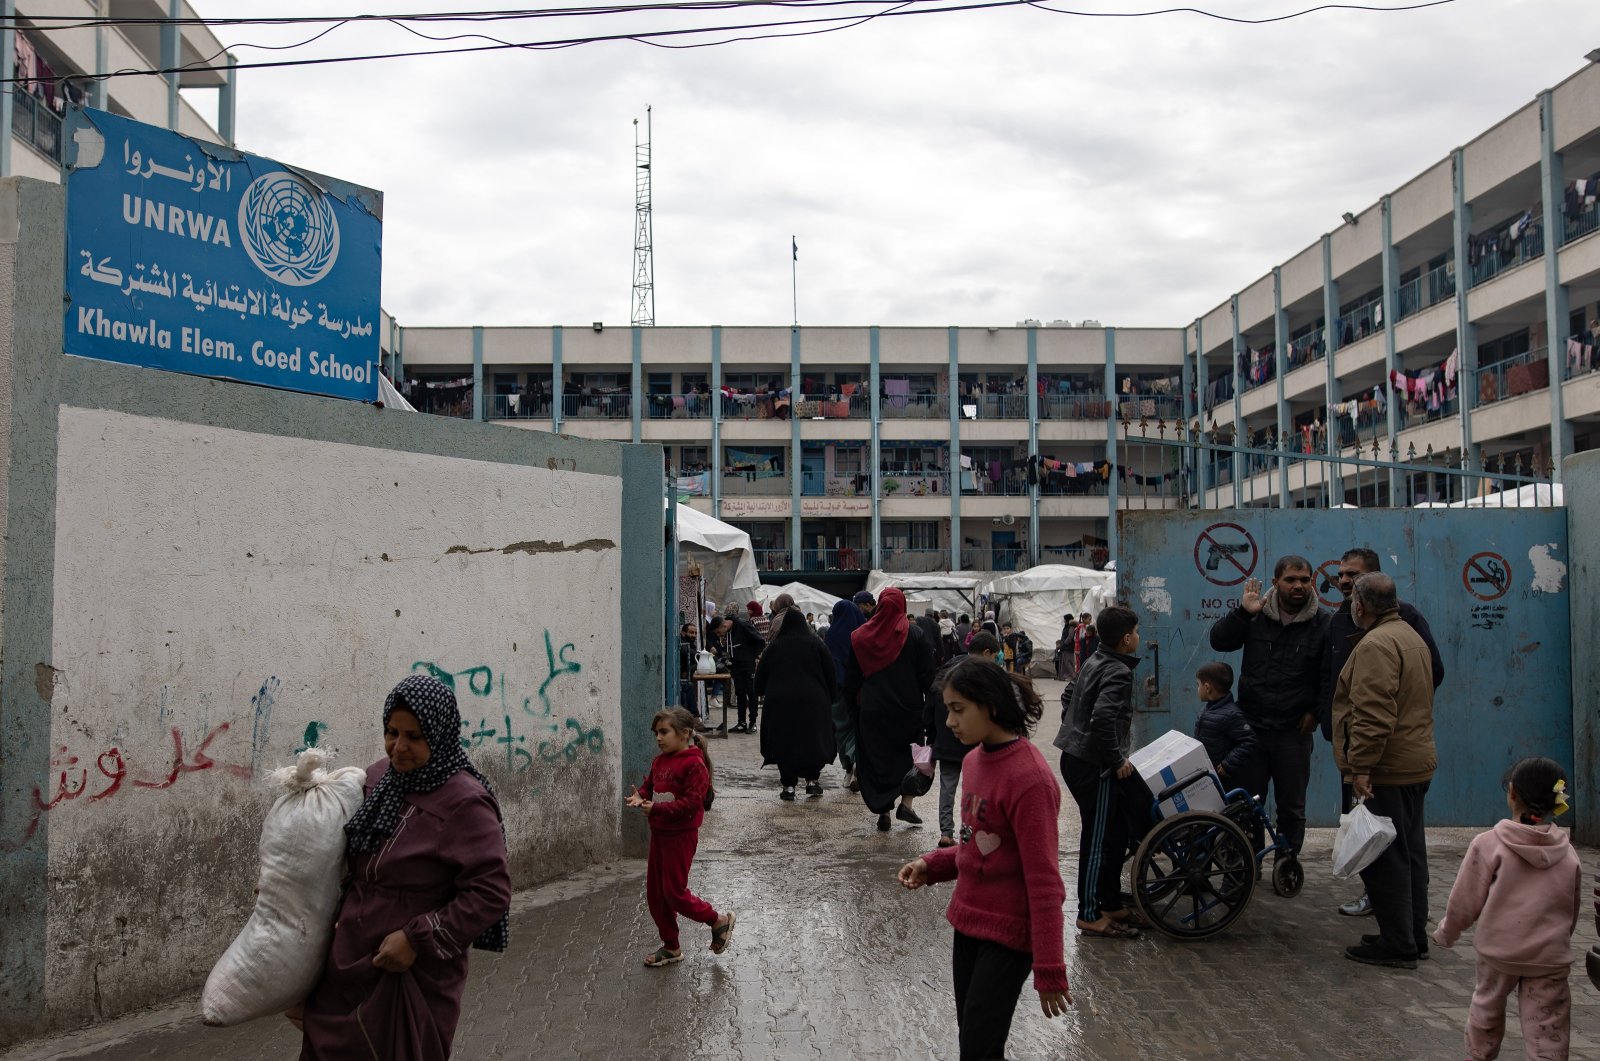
[792,236,798,262]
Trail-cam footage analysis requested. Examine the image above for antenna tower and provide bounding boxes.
[631,107,655,327]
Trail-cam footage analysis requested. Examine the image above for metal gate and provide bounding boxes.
[1118,508,1571,826]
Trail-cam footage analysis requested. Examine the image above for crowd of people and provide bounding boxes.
[279,552,1587,1061]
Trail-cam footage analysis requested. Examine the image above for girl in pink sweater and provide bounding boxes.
[1432,756,1581,1061]
[898,657,1069,1061]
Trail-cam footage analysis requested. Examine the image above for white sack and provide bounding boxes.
[201,748,368,1026]
[1331,801,1396,880]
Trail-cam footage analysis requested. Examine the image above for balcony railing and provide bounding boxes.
[882,393,949,419]
[1563,333,1598,381]
[488,393,554,419]
[1115,393,1182,421]
[12,91,62,163]
[1473,348,1550,407]
[1468,223,1543,288]
[1396,262,1456,321]
[800,474,869,498]
[1041,394,1112,419]
[878,548,948,573]
[880,468,950,497]
[971,393,1029,419]
[721,474,790,497]
[1285,329,1326,370]
[798,547,869,572]
[753,548,793,571]
[1041,544,1091,564]
[1564,200,1599,246]
[961,471,1029,496]
[794,393,870,419]
[1334,299,1384,348]
[1240,357,1276,394]
[562,393,632,419]
[644,393,712,420]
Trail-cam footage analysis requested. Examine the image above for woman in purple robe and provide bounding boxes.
[293,674,512,1060]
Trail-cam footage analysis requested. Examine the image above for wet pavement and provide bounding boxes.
[6,679,1598,1060]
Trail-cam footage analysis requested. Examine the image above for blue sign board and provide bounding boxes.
[62,108,383,402]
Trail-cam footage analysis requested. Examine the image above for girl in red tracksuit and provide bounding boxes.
[627,707,737,967]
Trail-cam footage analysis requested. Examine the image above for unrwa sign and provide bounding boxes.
[62,108,382,402]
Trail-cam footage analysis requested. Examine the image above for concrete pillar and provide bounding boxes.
[1105,329,1118,562]
[1195,320,1209,499]
[218,53,237,145]
[868,326,880,567]
[1381,195,1401,503]
[1322,235,1343,504]
[1026,327,1039,566]
[551,326,563,432]
[1181,327,1195,506]
[1,0,15,178]
[710,327,722,518]
[1230,297,1244,507]
[162,0,181,131]
[471,326,484,422]
[1452,149,1481,489]
[92,1,109,110]
[789,327,801,566]
[1540,90,1574,478]
[630,326,642,444]
[1273,267,1289,507]
[948,326,961,571]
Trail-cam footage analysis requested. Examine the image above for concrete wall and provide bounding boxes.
[0,179,664,1044]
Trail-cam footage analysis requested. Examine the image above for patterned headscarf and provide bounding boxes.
[343,674,510,952]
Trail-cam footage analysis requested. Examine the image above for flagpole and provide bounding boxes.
[791,235,798,326]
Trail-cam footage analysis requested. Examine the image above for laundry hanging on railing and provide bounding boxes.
[1385,348,1459,413]
[1567,335,1596,375]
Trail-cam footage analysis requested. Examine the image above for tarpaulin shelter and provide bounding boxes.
[864,571,988,617]
[674,503,762,606]
[983,565,1117,667]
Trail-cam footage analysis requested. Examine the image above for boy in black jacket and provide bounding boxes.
[1194,661,1258,791]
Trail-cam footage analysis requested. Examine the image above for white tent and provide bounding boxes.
[673,503,762,606]
[983,565,1117,667]
[750,581,844,618]
[865,571,988,617]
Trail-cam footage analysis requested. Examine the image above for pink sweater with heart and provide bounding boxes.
[921,738,1068,994]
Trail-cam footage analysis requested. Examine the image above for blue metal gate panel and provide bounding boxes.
[1118,509,1571,826]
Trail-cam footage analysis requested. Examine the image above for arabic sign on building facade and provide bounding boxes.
[63,108,383,402]
[719,497,873,517]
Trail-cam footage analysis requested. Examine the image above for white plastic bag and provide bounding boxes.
[911,742,935,778]
[1331,800,1396,880]
[201,748,367,1026]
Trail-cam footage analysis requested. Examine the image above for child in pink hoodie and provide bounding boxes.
[1433,756,1582,1061]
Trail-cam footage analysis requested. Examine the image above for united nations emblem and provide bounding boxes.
[237,171,340,286]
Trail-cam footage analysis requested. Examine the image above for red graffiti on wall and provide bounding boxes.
[3,722,251,850]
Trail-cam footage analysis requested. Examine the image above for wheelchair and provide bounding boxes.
[1129,769,1303,939]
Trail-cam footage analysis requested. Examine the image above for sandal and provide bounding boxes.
[644,947,684,967]
[710,911,737,954]
[1109,909,1152,930]
[1079,920,1140,939]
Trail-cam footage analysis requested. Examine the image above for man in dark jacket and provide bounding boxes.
[1323,546,1445,917]
[716,614,766,733]
[1208,555,1329,858]
[1054,605,1146,938]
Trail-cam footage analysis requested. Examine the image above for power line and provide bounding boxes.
[0,0,1460,84]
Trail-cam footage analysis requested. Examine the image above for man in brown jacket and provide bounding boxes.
[1332,572,1436,969]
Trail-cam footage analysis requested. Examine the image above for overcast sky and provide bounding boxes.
[187,0,1600,330]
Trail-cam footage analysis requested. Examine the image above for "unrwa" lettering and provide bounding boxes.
[120,194,233,247]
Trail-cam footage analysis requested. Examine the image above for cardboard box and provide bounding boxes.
[1129,730,1223,818]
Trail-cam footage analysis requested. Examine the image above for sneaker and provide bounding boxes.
[805,781,823,796]
[1362,933,1429,960]
[1343,942,1417,969]
[780,786,796,801]
[1339,893,1374,917]
[731,723,747,734]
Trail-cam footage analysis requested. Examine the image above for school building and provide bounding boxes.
[368,59,1599,576]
